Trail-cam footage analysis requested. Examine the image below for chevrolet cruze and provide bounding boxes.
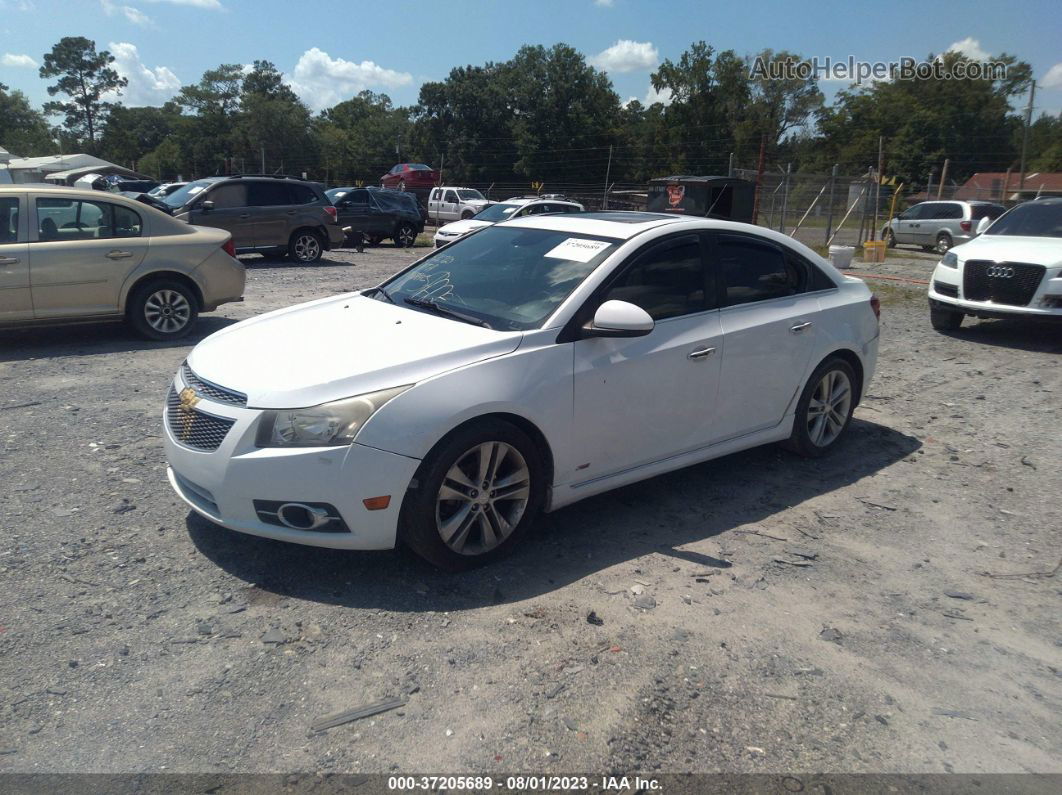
[164,212,879,569]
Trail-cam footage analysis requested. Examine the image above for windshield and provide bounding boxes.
[163,179,214,208]
[326,188,349,203]
[379,226,620,330]
[457,189,485,201]
[985,202,1062,238]
[474,203,521,222]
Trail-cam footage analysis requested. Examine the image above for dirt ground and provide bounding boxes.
[1,242,1060,776]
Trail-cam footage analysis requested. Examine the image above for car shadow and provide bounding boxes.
[943,317,1062,354]
[0,315,237,362]
[187,417,921,612]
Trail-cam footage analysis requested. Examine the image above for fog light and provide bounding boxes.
[363,496,391,511]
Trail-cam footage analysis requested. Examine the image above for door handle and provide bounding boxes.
[0,256,19,265]
[790,321,813,333]
[688,346,716,360]
[106,250,133,259]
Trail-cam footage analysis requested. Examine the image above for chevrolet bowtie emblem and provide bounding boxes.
[178,387,200,441]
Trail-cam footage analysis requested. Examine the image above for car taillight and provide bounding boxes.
[222,238,236,258]
[870,293,881,320]
[324,205,337,222]
[960,220,971,232]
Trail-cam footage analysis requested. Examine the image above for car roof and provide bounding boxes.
[500,211,697,239]
[496,196,581,208]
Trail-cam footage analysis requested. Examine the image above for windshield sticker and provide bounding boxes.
[544,238,611,262]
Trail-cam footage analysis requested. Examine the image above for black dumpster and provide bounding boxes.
[647,176,754,222]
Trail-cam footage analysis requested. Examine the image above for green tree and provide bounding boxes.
[319,91,411,183]
[38,36,127,148]
[236,61,315,174]
[98,103,182,168]
[0,82,55,156]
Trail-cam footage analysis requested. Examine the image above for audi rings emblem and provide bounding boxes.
[986,265,1014,278]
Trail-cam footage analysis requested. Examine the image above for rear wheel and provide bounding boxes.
[127,280,198,341]
[782,357,857,458]
[930,303,964,331]
[393,223,417,248]
[399,419,545,570]
[288,229,323,263]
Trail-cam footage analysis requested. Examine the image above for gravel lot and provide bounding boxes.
[1,243,1060,775]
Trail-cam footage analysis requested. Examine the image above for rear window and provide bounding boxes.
[409,164,433,171]
[970,205,1005,221]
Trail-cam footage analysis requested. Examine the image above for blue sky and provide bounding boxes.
[2,0,1061,117]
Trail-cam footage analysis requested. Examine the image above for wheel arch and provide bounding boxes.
[122,270,205,313]
[815,348,865,407]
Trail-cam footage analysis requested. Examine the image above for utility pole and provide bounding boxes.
[751,134,767,225]
[872,135,884,241]
[937,158,950,200]
[260,145,265,174]
[778,162,791,232]
[824,164,838,247]
[1019,79,1036,190]
[603,145,613,210]
[727,152,734,177]
[926,167,935,202]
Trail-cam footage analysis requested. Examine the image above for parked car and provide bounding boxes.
[119,190,173,215]
[433,195,583,247]
[0,184,244,340]
[884,200,1005,254]
[148,182,188,198]
[162,175,345,263]
[106,179,160,194]
[380,163,439,191]
[327,186,424,247]
[427,187,490,223]
[163,211,879,569]
[927,198,1062,330]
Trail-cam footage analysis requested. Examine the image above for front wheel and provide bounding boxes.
[127,280,199,341]
[288,230,323,263]
[930,304,964,331]
[782,358,857,458]
[935,233,953,255]
[393,223,417,248]
[399,419,545,570]
[885,229,896,248]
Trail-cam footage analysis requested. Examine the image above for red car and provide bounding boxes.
[380,163,439,191]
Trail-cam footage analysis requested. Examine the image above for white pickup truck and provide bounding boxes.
[427,187,490,223]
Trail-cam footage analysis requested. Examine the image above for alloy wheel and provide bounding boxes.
[294,233,320,261]
[435,441,531,555]
[144,289,192,334]
[397,225,416,247]
[935,235,951,255]
[806,369,852,448]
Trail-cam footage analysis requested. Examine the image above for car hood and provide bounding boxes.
[186,293,521,408]
[955,235,1062,266]
[437,218,493,235]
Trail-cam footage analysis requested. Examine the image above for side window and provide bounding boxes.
[205,184,247,209]
[941,204,963,220]
[718,235,802,307]
[444,190,458,203]
[604,235,707,321]
[906,204,926,220]
[349,189,370,205]
[113,204,143,238]
[431,189,440,201]
[0,197,19,243]
[288,184,317,205]
[786,250,835,291]
[920,203,942,220]
[246,181,292,207]
[36,198,111,241]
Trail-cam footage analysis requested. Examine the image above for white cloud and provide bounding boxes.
[589,39,658,73]
[285,47,413,111]
[1041,63,1062,90]
[1,52,37,68]
[100,0,153,26]
[946,37,991,61]
[105,41,181,106]
[142,0,222,8]
[643,84,673,107]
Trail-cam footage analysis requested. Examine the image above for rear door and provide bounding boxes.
[29,195,148,318]
[711,232,821,441]
[0,194,32,321]
[913,202,942,246]
[246,181,295,247]
[187,183,254,248]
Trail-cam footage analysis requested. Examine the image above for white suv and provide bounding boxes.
[433,195,583,247]
[427,187,490,223]
[928,198,1062,330]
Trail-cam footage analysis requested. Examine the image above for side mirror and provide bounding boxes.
[199,200,214,213]
[976,216,992,235]
[585,300,655,338]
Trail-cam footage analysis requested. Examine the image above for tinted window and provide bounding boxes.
[605,236,707,320]
[349,189,370,205]
[939,204,963,220]
[205,184,247,209]
[0,197,19,243]
[970,204,1004,220]
[986,202,1062,238]
[36,198,112,241]
[444,190,458,203]
[163,179,215,208]
[718,236,801,306]
[289,184,318,204]
[113,204,143,237]
[246,181,292,206]
[474,203,520,222]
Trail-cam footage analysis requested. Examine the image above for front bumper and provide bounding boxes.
[163,373,420,550]
[929,262,1062,318]
[433,232,461,248]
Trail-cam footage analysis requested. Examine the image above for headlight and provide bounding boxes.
[940,252,958,268]
[255,386,410,448]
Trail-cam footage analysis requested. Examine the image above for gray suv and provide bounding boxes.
[884,200,1005,254]
[163,175,346,262]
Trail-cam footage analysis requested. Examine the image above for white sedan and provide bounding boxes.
[928,198,1062,330]
[164,212,879,569]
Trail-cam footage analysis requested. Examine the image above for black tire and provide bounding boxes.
[935,232,952,255]
[367,234,383,247]
[127,279,199,341]
[399,419,546,571]
[461,210,474,220]
[288,229,323,263]
[782,357,857,458]
[885,229,896,248]
[393,223,417,248]
[930,303,964,331]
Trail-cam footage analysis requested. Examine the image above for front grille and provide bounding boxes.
[181,363,247,406]
[933,281,958,298]
[167,387,236,451]
[963,260,1044,307]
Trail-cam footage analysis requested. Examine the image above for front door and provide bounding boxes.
[29,195,148,318]
[710,233,819,441]
[572,233,722,479]
[246,180,295,248]
[186,183,254,248]
[0,195,32,321]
